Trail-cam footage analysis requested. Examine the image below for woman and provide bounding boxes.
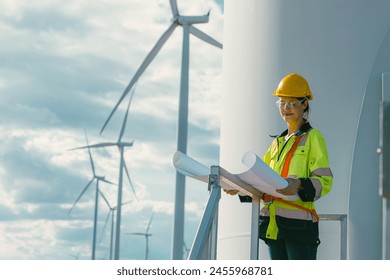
[226,73,333,260]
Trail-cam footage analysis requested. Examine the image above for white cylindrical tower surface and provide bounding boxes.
[219,0,390,259]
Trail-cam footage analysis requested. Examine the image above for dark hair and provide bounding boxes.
[298,97,310,120]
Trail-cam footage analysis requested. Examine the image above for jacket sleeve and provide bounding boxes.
[239,195,252,203]
[298,130,333,202]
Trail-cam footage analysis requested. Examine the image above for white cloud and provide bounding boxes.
[0,219,91,259]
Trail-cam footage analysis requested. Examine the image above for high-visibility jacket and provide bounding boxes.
[259,122,333,243]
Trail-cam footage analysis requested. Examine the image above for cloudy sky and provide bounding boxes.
[0,0,224,260]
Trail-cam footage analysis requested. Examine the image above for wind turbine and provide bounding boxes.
[68,131,115,260]
[100,0,222,134]
[99,189,131,260]
[68,250,81,260]
[78,90,137,260]
[99,0,222,260]
[126,213,154,260]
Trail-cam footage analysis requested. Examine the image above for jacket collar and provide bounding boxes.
[278,122,312,137]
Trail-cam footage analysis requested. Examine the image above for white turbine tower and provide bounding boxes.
[126,214,154,260]
[99,190,131,260]
[99,0,222,260]
[68,131,115,260]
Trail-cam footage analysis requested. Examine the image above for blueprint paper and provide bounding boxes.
[173,151,246,195]
[172,151,209,183]
[238,151,297,200]
[173,151,298,201]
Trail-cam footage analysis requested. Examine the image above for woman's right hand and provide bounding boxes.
[223,189,240,196]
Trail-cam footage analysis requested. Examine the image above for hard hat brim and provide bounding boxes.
[273,90,313,100]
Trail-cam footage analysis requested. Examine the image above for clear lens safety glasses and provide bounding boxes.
[276,98,306,109]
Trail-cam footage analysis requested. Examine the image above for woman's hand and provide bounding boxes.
[223,189,240,196]
[276,178,303,195]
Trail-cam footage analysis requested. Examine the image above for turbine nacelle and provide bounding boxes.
[121,141,134,148]
[173,14,210,25]
[96,175,114,184]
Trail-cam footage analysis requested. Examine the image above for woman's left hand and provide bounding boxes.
[276,178,303,195]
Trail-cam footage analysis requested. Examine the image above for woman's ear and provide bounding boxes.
[302,99,308,110]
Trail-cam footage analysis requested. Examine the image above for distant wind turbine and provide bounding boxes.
[99,0,222,260]
[80,88,137,260]
[68,130,115,260]
[126,213,154,260]
[68,250,81,260]
[99,190,131,260]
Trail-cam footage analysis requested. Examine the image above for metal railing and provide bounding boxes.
[318,214,348,260]
[188,165,348,260]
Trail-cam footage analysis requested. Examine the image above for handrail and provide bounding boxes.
[188,165,261,259]
[186,165,348,260]
[318,214,348,260]
[188,166,221,259]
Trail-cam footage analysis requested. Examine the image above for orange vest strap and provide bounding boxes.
[271,196,320,222]
[281,136,301,178]
[268,135,320,222]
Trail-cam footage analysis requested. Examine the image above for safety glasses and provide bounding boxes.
[276,98,307,109]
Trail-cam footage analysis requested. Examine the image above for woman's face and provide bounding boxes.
[276,97,307,124]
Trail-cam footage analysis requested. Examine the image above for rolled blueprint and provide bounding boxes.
[172,151,209,183]
[238,151,298,200]
[173,150,298,200]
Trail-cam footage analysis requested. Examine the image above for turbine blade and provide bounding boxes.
[126,232,144,236]
[99,211,111,244]
[170,0,179,16]
[70,142,118,151]
[68,179,94,215]
[87,147,96,176]
[189,26,223,49]
[124,160,138,201]
[100,22,177,134]
[89,143,117,148]
[83,130,96,176]
[146,213,154,233]
[116,200,132,211]
[122,200,132,206]
[101,178,116,186]
[118,84,137,142]
[98,189,111,209]
[120,141,134,147]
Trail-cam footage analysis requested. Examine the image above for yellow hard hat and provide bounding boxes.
[273,73,313,100]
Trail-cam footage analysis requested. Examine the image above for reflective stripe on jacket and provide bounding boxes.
[261,122,333,240]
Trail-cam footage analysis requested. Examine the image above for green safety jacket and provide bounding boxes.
[240,122,333,244]
[260,122,333,242]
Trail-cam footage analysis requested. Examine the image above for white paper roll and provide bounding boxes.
[172,151,209,183]
[239,151,297,200]
[172,150,298,200]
